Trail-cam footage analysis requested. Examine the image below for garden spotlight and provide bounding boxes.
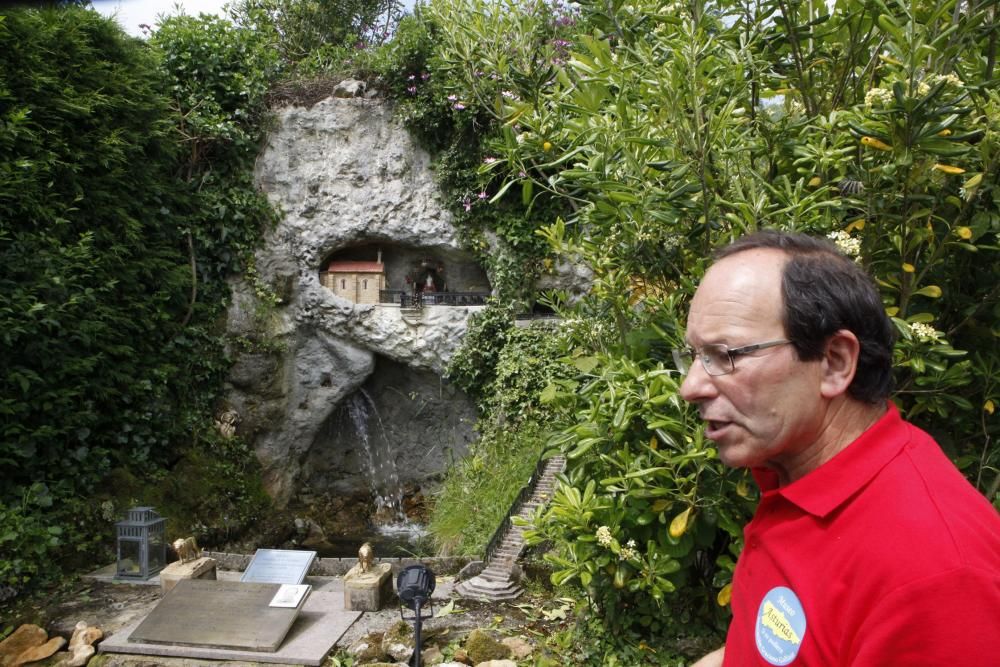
[397,564,435,667]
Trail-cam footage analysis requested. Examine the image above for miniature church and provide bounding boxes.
[321,250,386,304]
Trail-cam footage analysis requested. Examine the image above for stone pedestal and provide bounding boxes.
[343,563,392,612]
[159,557,217,594]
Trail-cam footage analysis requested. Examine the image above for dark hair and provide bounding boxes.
[715,230,895,403]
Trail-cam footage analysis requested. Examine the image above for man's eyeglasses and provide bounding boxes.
[671,339,791,376]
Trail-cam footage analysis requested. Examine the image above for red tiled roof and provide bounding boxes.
[326,261,384,273]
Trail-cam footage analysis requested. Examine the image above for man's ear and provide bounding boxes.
[820,329,860,399]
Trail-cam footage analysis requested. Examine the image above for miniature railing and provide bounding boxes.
[379,290,490,306]
[483,454,551,566]
[381,290,422,307]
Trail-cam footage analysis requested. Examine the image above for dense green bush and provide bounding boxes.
[0,7,192,587]
[0,6,277,592]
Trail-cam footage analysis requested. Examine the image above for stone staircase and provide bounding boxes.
[455,454,566,601]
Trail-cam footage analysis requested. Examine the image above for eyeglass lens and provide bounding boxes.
[672,345,733,376]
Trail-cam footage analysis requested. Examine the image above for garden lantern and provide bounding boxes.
[397,564,435,667]
[115,506,166,580]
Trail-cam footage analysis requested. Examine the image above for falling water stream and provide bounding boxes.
[345,389,428,542]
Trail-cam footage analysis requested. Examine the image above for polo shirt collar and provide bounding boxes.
[752,402,905,518]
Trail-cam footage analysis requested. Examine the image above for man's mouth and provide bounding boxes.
[704,419,732,439]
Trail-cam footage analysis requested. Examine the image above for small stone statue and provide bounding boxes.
[173,536,200,564]
[358,542,375,573]
[214,410,239,439]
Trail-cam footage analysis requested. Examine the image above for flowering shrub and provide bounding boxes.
[421,0,999,652]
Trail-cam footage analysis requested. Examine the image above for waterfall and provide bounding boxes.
[344,389,414,531]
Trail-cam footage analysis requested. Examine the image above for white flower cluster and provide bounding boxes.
[620,539,639,561]
[929,73,963,88]
[865,87,894,107]
[596,525,613,547]
[909,322,943,342]
[917,81,931,97]
[662,233,682,250]
[827,230,862,258]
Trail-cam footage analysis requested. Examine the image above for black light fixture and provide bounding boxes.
[396,564,435,667]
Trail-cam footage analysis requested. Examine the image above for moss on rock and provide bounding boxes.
[464,628,511,664]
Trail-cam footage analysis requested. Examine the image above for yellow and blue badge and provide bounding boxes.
[755,586,807,665]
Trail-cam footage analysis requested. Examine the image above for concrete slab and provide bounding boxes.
[99,590,360,666]
[128,580,307,651]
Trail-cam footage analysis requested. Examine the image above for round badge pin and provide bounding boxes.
[755,586,807,665]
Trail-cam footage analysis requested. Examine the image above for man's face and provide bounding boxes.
[679,248,826,471]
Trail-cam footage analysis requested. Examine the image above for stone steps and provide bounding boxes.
[455,455,566,602]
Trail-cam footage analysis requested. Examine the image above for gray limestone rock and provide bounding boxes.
[227,96,485,507]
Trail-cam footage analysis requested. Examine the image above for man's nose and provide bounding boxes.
[678,358,717,403]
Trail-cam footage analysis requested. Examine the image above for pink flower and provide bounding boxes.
[407,86,417,95]
[453,103,466,110]
[478,191,487,199]
[463,198,472,212]
[483,156,497,164]
[447,95,458,102]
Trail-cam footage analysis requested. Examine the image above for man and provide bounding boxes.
[679,231,1000,666]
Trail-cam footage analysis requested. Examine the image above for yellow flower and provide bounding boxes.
[902,263,915,273]
[932,163,966,174]
[985,400,995,415]
[808,176,822,187]
[717,583,733,606]
[542,141,553,152]
[846,219,866,232]
[937,129,952,136]
[861,136,892,151]
[669,507,692,539]
[957,226,973,240]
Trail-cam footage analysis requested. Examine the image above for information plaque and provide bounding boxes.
[240,548,316,585]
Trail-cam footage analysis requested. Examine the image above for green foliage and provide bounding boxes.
[484,325,575,422]
[228,0,404,72]
[433,320,571,555]
[0,485,62,589]
[421,0,1000,651]
[445,300,518,399]
[428,418,547,556]
[151,12,280,275]
[0,6,279,591]
[0,7,190,585]
[539,609,709,666]
[527,347,753,637]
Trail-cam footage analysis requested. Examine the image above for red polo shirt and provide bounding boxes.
[723,403,1000,666]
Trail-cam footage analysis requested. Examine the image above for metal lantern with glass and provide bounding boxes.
[115,506,166,580]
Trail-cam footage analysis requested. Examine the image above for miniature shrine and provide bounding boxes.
[321,251,387,304]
